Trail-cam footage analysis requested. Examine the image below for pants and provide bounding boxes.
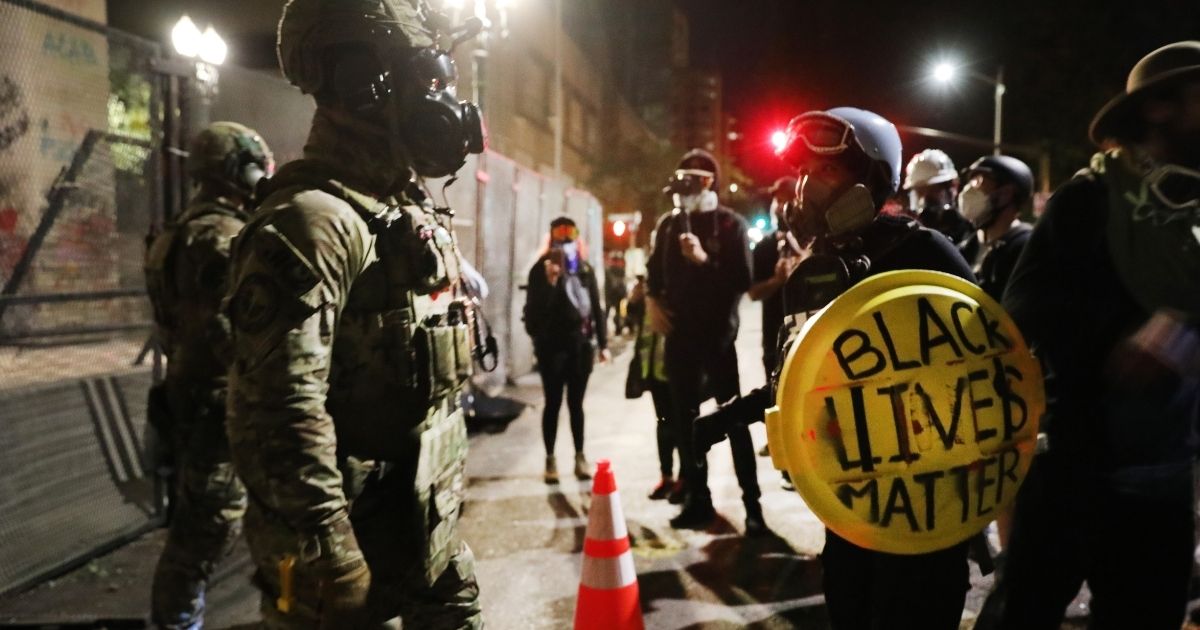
[664,335,760,506]
[976,453,1194,630]
[246,460,482,629]
[151,389,247,630]
[537,339,594,455]
[649,380,676,477]
[822,530,970,630]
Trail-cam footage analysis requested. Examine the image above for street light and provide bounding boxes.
[729,183,739,194]
[929,58,1006,155]
[172,15,226,67]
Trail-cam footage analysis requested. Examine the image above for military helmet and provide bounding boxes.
[277,0,436,96]
[186,121,274,196]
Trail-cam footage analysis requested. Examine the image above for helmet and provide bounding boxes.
[904,149,958,190]
[186,121,274,197]
[277,0,435,97]
[779,107,902,197]
[277,0,485,178]
[965,155,1034,203]
[677,148,721,190]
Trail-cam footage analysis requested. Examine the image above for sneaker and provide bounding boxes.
[780,471,795,492]
[574,453,592,480]
[667,480,686,504]
[669,499,716,530]
[648,477,675,500]
[744,501,769,537]
[544,455,559,484]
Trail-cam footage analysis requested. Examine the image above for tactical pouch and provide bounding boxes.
[373,205,461,296]
[413,405,468,587]
[414,313,472,402]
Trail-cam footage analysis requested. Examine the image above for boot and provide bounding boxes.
[574,453,592,480]
[667,480,686,505]
[544,455,559,484]
[744,500,769,537]
[669,495,716,530]
[648,477,674,500]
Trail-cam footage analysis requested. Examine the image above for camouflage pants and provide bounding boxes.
[151,407,248,629]
[244,463,482,629]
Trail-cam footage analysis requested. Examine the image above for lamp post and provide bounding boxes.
[931,60,1006,155]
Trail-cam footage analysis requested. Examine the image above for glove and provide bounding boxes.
[317,558,373,630]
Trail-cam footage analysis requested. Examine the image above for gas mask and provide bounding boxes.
[337,45,486,179]
[673,190,719,212]
[1144,163,1200,214]
[910,186,956,226]
[400,48,486,177]
[797,175,876,241]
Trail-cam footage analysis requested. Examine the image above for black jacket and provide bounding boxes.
[647,206,752,347]
[524,255,607,354]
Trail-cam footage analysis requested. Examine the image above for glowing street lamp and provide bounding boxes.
[729,183,739,194]
[928,57,1006,154]
[171,15,202,59]
[198,26,227,65]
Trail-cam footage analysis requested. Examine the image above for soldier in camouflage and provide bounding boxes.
[224,0,486,627]
[144,121,274,629]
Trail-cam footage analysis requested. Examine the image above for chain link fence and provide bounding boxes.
[0,0,163,596]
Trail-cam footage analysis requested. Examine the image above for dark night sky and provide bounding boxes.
[107,0,1200,187]
[679,0,1200,185]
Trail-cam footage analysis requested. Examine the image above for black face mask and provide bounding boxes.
[400,48,486,177]
[334,46,486,179]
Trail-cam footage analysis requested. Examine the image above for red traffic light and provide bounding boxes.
[771,129,789,154]
[612,220,627,237]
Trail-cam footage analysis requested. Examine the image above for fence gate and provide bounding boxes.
[0,0,167,597]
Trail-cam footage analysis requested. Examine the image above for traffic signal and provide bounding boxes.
[771,129,789,154]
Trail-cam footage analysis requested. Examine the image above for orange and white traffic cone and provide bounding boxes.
[574,459,644,630]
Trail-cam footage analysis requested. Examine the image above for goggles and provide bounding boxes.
[777,112,855,167]
[1147,164,1200,211]
[550,223,579,242]
[665,169,715,196]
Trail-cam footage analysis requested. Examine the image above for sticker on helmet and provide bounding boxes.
[766,270,1043,554]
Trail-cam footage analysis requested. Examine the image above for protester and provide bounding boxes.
[904,149,974,247]
[646,149,765,534]
[978,41,1200,629]
[748,175,805,378]
[957,155,1035,302]
[626,278,682,502]
[525,217,610,483]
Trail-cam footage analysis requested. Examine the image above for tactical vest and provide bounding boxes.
[237,173,473,586]
[144,201,246,354]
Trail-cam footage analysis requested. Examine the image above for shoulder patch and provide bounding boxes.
[230,273,282,334]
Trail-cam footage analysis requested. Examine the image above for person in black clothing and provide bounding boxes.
[749,175,805,378]
[904,148,975,247]
[700,107,977,629]
[957,155,1035,303]
[977,42,1200,630]
[525,217,610,483]
[646,148,764,533]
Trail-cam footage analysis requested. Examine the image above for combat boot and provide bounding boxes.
[669,495,716,530]
[744,500,769,537]
[574,453,592,480]
[544,455,559,484]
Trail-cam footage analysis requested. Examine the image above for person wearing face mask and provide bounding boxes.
[224,1,487,626]
[524,217,609,483]
[975,42,1200,630]
[956,155,1035,302]
[748,175,806,378]
[646,149,764,533]
[693,107,978,629]
[903,149,974,248]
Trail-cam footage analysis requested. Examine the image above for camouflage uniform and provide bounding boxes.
[145,121,272,629]
[224,2,482,627]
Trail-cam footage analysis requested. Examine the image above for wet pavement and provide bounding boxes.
[0,303,1102,629]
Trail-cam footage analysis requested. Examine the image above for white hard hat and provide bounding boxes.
[903,149,958,190]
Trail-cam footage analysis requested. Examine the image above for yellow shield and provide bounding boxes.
[766,270,1043,554]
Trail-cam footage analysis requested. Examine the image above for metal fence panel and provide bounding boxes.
[0,0,162,596]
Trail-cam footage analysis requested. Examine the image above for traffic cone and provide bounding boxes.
[574,459,644,630]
